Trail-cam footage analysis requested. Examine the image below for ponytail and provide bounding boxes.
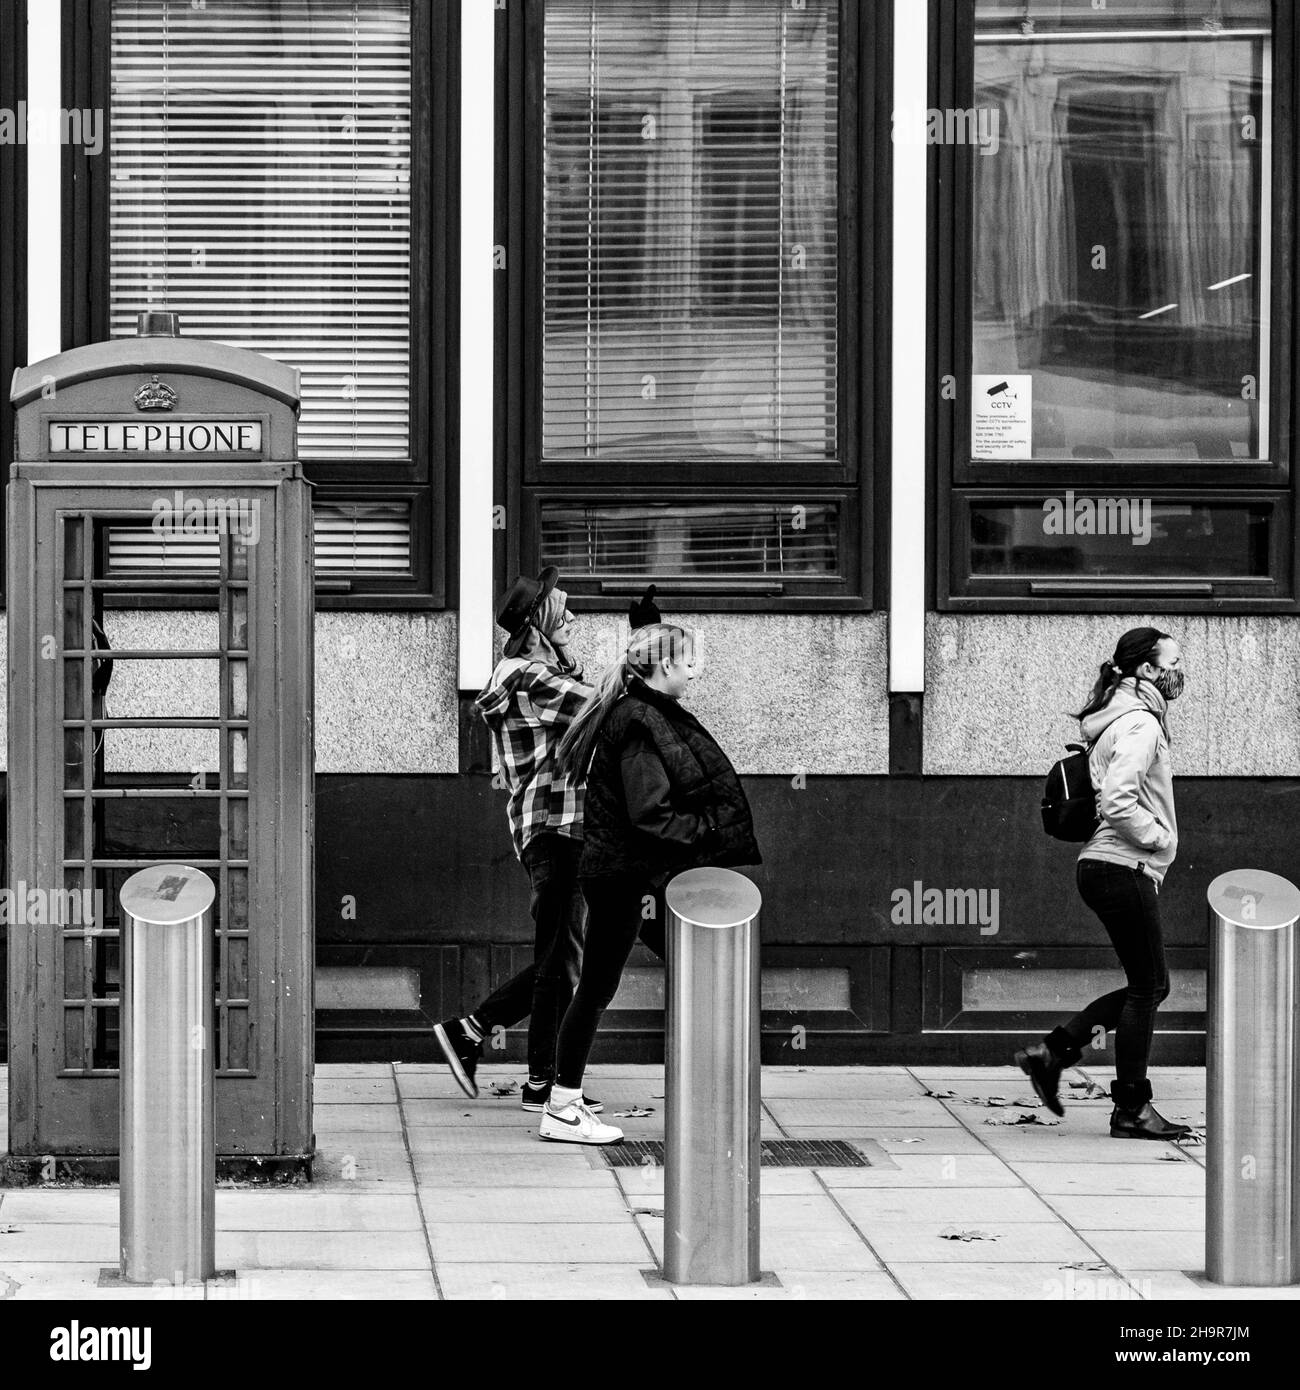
[1075,626,1171,722]
[556,623,695,782]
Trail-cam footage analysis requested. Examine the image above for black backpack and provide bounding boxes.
[1041,711,1158,842]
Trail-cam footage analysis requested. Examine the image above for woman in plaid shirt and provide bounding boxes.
[432,568,599,1113]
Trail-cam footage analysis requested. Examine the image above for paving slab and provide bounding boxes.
[782,1125,993,1155]
[412,1154,614,1189]
[890,1261,1132,1301]
[312,1104,403,1135]
[1047,1195,1204,1231]
[0,1227,119,1262]
[418,1185,637,1224]
[1123,1269,1300,1301]
[759,1071,928,1099]
[1006,1161,1205,1196]
[404,1128,557,1155]
[216,1229,430,1271]
[1082,1229,1207,1272]
[428,1221,649,1265]
[636,1210,882,1272]
[436,1262,674,1300]
[314,1063,397,1079]
[973,1133,1191,1163]
[834,1187,1059,1225]
[613,1167,825,1198]
[766,1098,963,1129]
[205,1269,438,1300]
[817,1155,1024,1189]
[858,1221,1100,1265]
[0,1263,195,1301]
[0,1191,119,1224]
[671,1272,904,1301]
[313,1077,397,1103]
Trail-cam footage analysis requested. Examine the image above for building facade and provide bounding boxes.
[1,0,1296,1069]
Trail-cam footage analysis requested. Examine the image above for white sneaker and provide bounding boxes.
[539,1098,624,1145]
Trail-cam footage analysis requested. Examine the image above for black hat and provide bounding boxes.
[497,566,560,658]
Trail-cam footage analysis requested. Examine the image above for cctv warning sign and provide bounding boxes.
[971,375,1032,460]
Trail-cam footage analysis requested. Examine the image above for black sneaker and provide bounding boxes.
[521,1080,602,1114]
[432,1018,482,1098]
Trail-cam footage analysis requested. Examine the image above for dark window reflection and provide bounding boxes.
[973,1,1270,461]
[970,501,1271,578]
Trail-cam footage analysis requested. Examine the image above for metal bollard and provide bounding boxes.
[118,864,217,1285]
[1206,869,1300,1286]
[663,867,762,1286]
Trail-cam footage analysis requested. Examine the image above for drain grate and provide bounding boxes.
[601,1139,872,1169]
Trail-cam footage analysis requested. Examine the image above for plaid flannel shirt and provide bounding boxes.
[475,656,592,859]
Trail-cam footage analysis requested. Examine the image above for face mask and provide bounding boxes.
[1151,667,1185,702]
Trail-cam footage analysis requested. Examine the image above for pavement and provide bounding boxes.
[0,1061,1289,1302]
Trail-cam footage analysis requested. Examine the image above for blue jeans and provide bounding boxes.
[474,833,586,1080]
[1048,858,1171,1088]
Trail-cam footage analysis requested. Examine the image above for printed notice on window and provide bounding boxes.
[971,376,1032,460]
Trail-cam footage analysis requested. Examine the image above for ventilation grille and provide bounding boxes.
[601,1139,871,1169]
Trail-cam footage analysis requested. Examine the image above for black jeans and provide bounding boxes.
[553,875,667,1090]
[473,833,586,1080]
[1048,858,1171,1088]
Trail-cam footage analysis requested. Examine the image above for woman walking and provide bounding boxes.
[1017,627,1191,1140]
[536,622,761,1144]
[432,568,596,1111]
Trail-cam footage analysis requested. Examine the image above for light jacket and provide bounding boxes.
[1077,678,1176,883]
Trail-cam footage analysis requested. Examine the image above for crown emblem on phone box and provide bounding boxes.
[133,375,177,411]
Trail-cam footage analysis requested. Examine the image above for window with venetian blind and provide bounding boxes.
[527,0,870,603]
[107,0,420,586]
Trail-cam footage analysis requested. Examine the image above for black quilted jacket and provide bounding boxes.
[578,675,761,884]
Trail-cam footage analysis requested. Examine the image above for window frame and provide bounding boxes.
[0,0,26,614]
[506,0,889,613]
[936,0,1299,613]
[66,0,455,611]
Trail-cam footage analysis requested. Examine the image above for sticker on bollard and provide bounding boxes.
[663,868,763,1287]
[118,865,217,1287]
[1205,869,1300,1288]
[1206,868,1300,930]
[664,866,762,929]
[120,864,216,924]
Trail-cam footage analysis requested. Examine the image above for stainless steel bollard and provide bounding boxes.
[663,867,762,1286]
[1206,869,1300,1286]
[119,864,217,1285]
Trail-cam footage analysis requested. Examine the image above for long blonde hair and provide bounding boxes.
[556,624,695,782]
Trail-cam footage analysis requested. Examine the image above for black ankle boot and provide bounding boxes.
[1109,1079,1191,1140]
[1015,1042,1066,1116]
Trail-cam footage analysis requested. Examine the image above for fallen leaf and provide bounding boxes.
[488,1082,518,1097]
[939,1226,999,1242]
[0,1225,19,1235]
[889,1137,925,1144]
[1174,1130,1206,1147]
[628,1207,663,1218]
[1060,1262,1107,1273]
[983,1112,1060,1127]
[924,1089,956,1099]
[1067,1080,1109,1100]
[614,1107,655,1119]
